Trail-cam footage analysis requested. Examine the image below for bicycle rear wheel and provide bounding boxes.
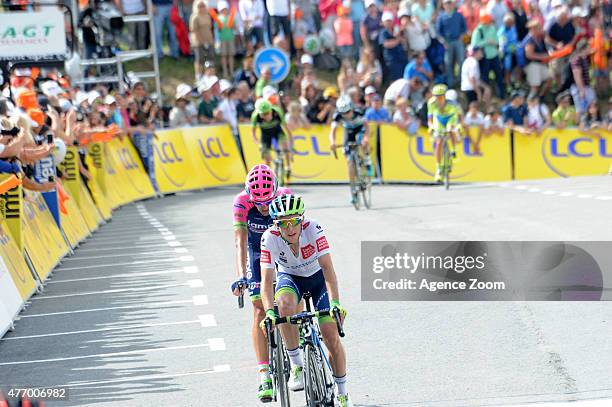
[360,160,372,209]
[304,344,327,407]
[275,332,291,407]
[274,154,286,186]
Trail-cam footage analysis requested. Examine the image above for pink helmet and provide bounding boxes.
[245,164,278,203]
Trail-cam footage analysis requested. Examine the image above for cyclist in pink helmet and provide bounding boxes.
[231,164,291,402]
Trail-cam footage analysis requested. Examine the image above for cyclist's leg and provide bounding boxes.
[433,131,443,181]
[344,131,357,184]
[358,130,373,176]
[307,270,348,395]
[261,132,273,166]
[247,256,272,398]
[275,273,302,352]
[278,133,291,173]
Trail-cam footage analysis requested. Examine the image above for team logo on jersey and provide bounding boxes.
[302,221,310,230]
[316,236,329,252]
[261,250,271,264]
[301,244,315,259]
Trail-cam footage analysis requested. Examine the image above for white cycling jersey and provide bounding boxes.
[260,218,331,278]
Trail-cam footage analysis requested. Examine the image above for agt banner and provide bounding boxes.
[514,129,612,179]
[380,125,512,182]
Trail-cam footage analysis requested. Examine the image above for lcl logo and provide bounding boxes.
[117,148,140,170]
[199,137,230,158]
[155,142,184,164]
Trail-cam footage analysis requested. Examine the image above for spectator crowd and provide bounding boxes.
[2,0,611,193]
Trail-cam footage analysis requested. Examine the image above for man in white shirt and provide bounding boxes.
[461,45,490,105]
[239,0,265,47]
[266,0,293,52]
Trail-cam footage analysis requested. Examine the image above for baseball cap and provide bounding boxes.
[398,8,412,18]
[104,95,116,105]
[217,0,228,11]
[301,54,314,65]
[551,0,564,7]
[262,85,278,100]
[571,6,588,18]
[382,11,394,22]
[365,86,376,96]
[176,83,192,100]
[365,0,377,8]
[371,94,381,101]
[40,81,65,98]
[87,91,101,106]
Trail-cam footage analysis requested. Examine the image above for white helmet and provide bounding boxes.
[445,89,458,102]
[336,95,352,114]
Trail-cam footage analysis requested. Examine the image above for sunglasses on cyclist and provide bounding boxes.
[254,200,273,207]
[274,216,303,229]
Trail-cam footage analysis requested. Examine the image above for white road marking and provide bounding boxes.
[168,241,183,247]
[559,192,574,197]
[30,282,196,300]
[19,299,198,318]
[175,248,189,254]
[192,295,208,305]
[184,266,199,274]
[157,227,169,232]
[160,231,174,236]
[577,194,593,199]
[2,320,202,340]
[66,366,231,388]
[164,236,177,241]
[198,314,217,327]
[515,185,528,190]
[76,243,174,252]
[180,255,195,262]
[187,279,204,288]
[0,343,213,366]
[61,251,178,261]
[207,338,226,351]
[47,268,185,283]
[542,190,557,195]
[527,188,541,192]
[58,257,186,271]
[595,196,612,201]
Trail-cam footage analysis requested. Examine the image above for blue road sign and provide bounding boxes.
[254,47,290,84]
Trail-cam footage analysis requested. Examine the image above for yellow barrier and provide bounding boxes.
[182,125,246,187]
[514,129,612,179]
[0,174,23,251]
[0,221,36,300]
[58,181,91,248]
[105,137,156,206]
[380,125,513,182]
[154,128,205,193]
[23,192,70,282]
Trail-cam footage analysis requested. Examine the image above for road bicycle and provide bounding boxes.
[437,130,454,190]
[266,293,345,407]
[333,142,372,210]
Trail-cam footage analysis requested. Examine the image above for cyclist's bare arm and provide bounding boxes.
[329,122,338,149]
[318,253,340,304]
[260,266,276,312]
[362,120,370,145]
[234,228,248,281]
[281,122,293,150]
[251,126,258,143]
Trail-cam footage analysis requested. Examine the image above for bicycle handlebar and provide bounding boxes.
[275,309,345,337]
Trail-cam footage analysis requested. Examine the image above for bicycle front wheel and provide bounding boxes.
[275,332,291,407]
[361,162,372,209]
[349,153,361,210]
[304,344,327,407]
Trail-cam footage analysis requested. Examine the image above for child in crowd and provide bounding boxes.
[580,101,604,136]
[190,0,215,81]
[285,101,311,131]
[393,97,418,135]
[484,107,504,135]
[292,8,310,57]
[212,1,236,78]
[364,94,391,123]
[552,92,578,129]
[334,5,354,61]
[463,101,485,153]
[526,95,551,136]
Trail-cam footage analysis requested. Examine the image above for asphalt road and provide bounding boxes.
[0,176,611,407]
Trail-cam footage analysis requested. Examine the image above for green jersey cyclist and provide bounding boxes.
[259,194,352,407]
[427,84,461,182]
[251,99,293,180]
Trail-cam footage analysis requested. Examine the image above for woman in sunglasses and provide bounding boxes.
[231,164,291,403]
[259,194,352,407]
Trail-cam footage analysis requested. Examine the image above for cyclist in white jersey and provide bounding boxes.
[259,194,352,407]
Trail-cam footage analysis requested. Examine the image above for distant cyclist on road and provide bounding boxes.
[259,194,352,407]
[232,164,291,403]
[251,99,293,180]
[329,95,373,204]
[427,84,461,182]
